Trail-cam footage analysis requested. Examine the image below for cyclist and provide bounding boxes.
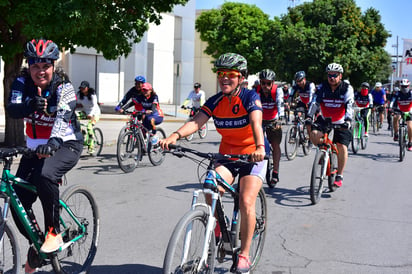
[160,53,266,273]
[371,82,386,129]
[6,39,83,271]
[115,75,146,113]
[354,82,373,136]
[76,80,101,154]
[389,79,412,150]
[290,70,316,136]
[387,87,399,130]
[282,83,291,123]
[121,82,164,139]
[180,82,206,113]
[254,69,283,187]
[308,63,354,187]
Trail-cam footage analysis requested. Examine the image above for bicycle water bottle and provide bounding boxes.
[150,135,159,145]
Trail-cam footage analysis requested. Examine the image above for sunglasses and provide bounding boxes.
[327,73,339,79]
[216,70,241,78]
[260,80,272,86]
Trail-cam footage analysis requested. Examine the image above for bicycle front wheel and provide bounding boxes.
[198,123,208,139]
[301,126,312,156]
[284,125,299,160]
[117,131,141,173]
[327,151,338,192]
[149,128,166,166]
[310,150,327,204]
[92,127,104,156]
[351,122,360,154]
[361,123,368,150]
[56,185,100,274]
[0,221,21,274]
[249,187,267,270]
[399,126,406,162]
[163,209,215,274]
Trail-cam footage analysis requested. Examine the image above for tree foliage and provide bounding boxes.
[195,0,392,88]
[0,0,188,145]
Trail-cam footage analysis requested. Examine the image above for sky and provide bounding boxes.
[195,0,410,57]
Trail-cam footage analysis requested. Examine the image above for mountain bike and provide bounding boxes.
[310,117,339,205]
[117,110,166,173]
[351,107,369,154]
[393,109,409,162]
[182,106,208,141]
[0,147,99,273]
[370,105,384,134]
[263,122,277,188]
[163,145,267,273]
[284,108,312,160]
[76,111,104,156]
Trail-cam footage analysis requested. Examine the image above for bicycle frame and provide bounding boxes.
[317,132,338,177]
[0,155,87,260]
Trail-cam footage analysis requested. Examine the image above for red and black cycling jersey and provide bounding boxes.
[201,88,262,155]
[354,91,373,108]
[308,80,354,124]
[290,81,316,106]
[254,85,284,121]
[390,90,412,113]
[131,93,164,117]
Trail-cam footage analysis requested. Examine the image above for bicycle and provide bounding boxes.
[351,107,369,154]
[182,106,208,141]
[0,147,99,273]
[392,109,409,162]
[370,105,384,134]
[163,145,267,273]
[262,122,277,188]
[76,111,104,156]
[116,110,166,173]
[284,107,312,160]
[309,117,339,205]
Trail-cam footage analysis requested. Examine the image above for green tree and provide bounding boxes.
[271,0,392,86]
[195,2,274,74]
[0,0,188,146]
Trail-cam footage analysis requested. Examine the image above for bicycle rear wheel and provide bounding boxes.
[310,150,327,204]
[265,147,274,188]
[351,122,360,154]
[149,128,166,166]
[249,187,267,270]
[117,131,141,173]
[301,126,312,156]
[56,185,99,274]
[399,126,406,162]
[198,123,208,139]
[284,125,299,160]
[370,113,376,134]
[163,209,215,274]
[327,151,338,192]
[92,127,104,156]
[361,122,368,150]
[0,221,21,274]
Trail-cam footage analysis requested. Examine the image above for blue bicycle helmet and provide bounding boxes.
[135,75,146,83]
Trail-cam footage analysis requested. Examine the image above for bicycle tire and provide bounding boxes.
[249,187,267,270]
[149,128,166,166]
[301,126,312,156]
[351,122,360,154]
[265,147,274,188]
[327,151,338,192]
[56,185,100,274]
[284,125,299,161]
[92,127,104,156]
[361,122,368,150]
[198,123,208,139]
[370,113,376,134]
[0,221,21,274]
[117,131,141,173]
[310,150,327,204]
[163,209,215,274]
[399,126,406,162]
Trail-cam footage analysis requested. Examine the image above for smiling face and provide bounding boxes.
[216,69,243,95]
[29,62,54,89]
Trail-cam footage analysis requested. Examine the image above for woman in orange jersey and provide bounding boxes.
[160,53,266,273]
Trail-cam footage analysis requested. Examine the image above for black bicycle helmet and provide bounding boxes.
[361,82,370,89]
[24,39,59,61]
[214,53,248,77]
[294,71,306,81]
[259,69,276,81]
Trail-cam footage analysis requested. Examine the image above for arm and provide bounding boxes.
[7,77,37,118]
[344,85,355,122]
[276,87,284,119]
[249,109,266,162]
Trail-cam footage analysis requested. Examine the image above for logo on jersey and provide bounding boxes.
[232,104,240,114]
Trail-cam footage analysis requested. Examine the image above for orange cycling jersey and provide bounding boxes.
[201,88,262,155]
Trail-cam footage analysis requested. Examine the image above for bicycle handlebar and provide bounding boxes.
[0,147,35,159]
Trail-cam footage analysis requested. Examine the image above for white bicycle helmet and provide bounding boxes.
[400,78,410,87]
[326,63,343,73]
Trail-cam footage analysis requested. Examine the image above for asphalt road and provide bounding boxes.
[10,118,412,273]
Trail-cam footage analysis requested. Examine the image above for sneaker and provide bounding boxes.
[394,133,399,142]
[364,132,368,137]
[25,261,36,274]
[214,222,221,245]
[237,254,251,273]
[40,228,63,253]
[408,142,412,151]
[334,175,343,188]
[268,172,279,188]
[88,148,95,155]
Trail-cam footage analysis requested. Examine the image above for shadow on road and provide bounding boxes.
[265,185,335,207]
[88,264,161,273]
